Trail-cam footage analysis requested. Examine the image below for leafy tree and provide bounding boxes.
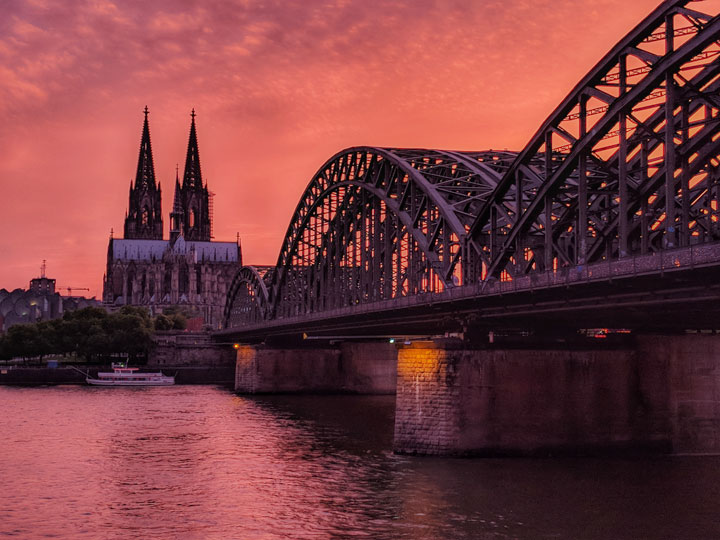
[107,307,153,361]
[35,320,60,359]
[3,324,41,360]
[160,306,190,330]
[0,306,161,362]
[117,305,153,325]
[169,313,187,330]
[60,307,110,360]
[153,314,174,331]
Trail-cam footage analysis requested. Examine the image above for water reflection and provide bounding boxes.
[1,386,719,539]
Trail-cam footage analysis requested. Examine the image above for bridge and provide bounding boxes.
[219,1,720,457]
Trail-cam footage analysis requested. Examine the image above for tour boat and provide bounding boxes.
[86,363,175,386]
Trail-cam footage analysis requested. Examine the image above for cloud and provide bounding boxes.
[0,0,689,295]
[0,65,47,105]
[12,18,45,38]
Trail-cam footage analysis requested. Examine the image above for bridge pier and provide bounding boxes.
[235,342,396,394]
[639,334,720,454]
[234,334,720,456]
[394,335,720,456]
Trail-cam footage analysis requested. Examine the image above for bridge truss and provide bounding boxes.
[225,0,720,329]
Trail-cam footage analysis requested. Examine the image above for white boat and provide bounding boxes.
[86,363,175,386]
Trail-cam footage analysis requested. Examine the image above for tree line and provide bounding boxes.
[0,306,187,362]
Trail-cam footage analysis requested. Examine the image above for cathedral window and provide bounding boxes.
[164,269,172,295]
[189,208,197,228]
[179,263,189,295]
[113,271,123,296]
[127,273,134,301]
[141,207,149,226]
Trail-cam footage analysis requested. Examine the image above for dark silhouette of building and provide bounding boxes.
[174,110,212,242]
[124,107,164,240]
[103,108,241,328]
[0,263,99,332]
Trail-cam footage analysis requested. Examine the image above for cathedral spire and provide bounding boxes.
[173,170,183,213]
[178,109,211,241]
[136,105,156,189]
[182,108,202,189]
[124,107,163,240]
[170,168,184,244]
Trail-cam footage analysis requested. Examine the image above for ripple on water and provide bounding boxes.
[2,386,720,539]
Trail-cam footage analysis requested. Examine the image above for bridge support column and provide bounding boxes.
[235,342,396,394]
[394,339,672,456]
[235,345,263,393]
[393,340,463,454]
[639,334,720,454]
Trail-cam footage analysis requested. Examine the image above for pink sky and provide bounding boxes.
[1,0,708,298]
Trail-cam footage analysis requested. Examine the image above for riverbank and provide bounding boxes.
[0,365,235,386]
[0,331,237,386]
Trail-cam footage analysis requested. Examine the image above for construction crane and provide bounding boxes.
[63,287,90,297]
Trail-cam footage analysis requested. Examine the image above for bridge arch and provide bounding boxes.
[224,266,270,327]
[266,147,525,319]
[467,0,720,281]
[224,148,524,326]
[224,0,720,329]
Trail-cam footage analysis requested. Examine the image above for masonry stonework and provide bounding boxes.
[638,334,720,454]
[233,335,720,456]
[234,343,397,394]
[151,333,236,367]
[393,341,462,455]
[102,108,241,329]
[235,345,262,393]
[394,335,720,456]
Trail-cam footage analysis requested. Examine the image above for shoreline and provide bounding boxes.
[0,365,234,386]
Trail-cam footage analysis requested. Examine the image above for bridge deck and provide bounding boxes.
[217,243,720,341]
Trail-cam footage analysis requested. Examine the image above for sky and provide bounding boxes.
[0,0,703,298]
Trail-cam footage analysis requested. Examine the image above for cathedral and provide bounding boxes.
[103,108,241,329]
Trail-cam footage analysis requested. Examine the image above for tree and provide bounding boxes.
[107,307,154,361]
[0,306,160,362]
[169,313,187,330]
[35,320,61,359]
[61,307,110,360]
[153,314,174,331]
[3,324,41,360]
[160,306,189,330]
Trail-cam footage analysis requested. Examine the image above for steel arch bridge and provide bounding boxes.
[225,0,720,331]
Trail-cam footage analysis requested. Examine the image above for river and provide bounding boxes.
[1,386,719,539]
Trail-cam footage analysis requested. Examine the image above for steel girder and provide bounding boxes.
[224,266,270,327]
[268,147,520,319]
[466,0,720,281]
[223,0,720,329]
[223,147,518,325]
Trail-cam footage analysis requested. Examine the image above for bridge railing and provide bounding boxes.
[474,242,720,297]
[220,242,720,334]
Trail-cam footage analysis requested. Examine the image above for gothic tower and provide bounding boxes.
[124,107,163,240]
[174,109,212,242]
[169,168,184,244]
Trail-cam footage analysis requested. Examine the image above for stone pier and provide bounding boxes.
[394,335,720,456]
[640,335,720,454]
[235,342,396,394]
[234,334,720,456]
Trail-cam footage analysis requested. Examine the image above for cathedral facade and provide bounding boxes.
[103,108,241,329]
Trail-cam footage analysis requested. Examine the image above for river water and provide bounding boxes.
[1,386,719,539]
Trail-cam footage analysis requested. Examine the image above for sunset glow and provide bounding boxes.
[2,0,710,297]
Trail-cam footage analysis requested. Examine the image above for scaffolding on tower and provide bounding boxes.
[208,190,215,239]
